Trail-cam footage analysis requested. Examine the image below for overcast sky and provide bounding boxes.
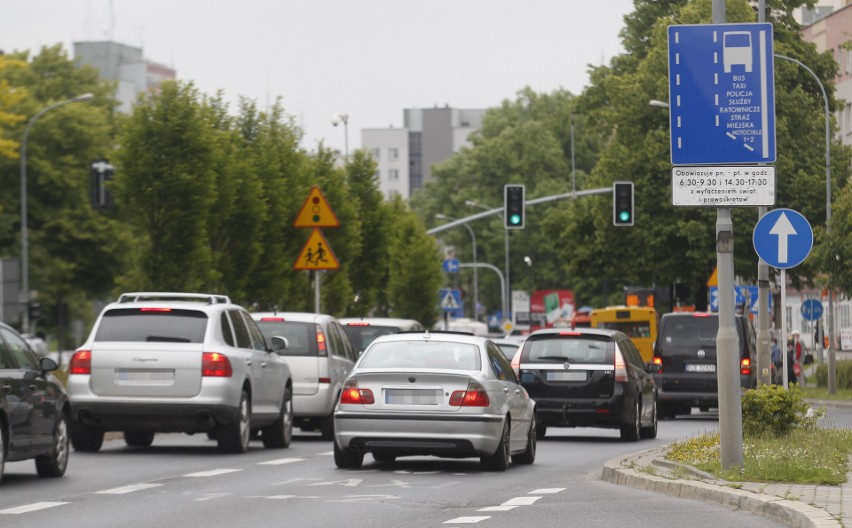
[3,0,636,154]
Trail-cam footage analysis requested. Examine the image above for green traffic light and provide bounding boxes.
[510,214,521,225]
[619,211,631,222]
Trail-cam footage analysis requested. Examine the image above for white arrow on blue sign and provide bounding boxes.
[752,208,813,269]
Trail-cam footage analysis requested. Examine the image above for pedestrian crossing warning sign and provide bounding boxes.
[294,229,340,270]
[293,185,340,228]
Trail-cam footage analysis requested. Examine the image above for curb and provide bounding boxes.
[601,448,841,528]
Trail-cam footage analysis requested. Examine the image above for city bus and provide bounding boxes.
[590,306,658,363]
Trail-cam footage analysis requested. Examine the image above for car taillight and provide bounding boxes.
[340,381,374,404]
[346,322,369,326]
[69,350,92,375]
[614,351,629,382]
[316,326,327,356]
[559,331,582,336]
[740,357,751,375]
[449,383,490,407]
[261,317,284,322]
[652,356,663,373]
[202,352,233,377]
[692,313,712,317]
[140,307,172,312]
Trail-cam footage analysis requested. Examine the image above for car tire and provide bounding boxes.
[36,412,70,477]
[124,431,155,448]
[372,453,396,463]
[535,422,547,440]
[262,388,293,449]
[70,421,104,452]
[640,399,658,440]
[0,420,7,483]
[620,401,641,442]
[218,390,251,454]
[333,440,363,469]
[481,419,510,472]
[319,412,335,441]
[512,416,536,465]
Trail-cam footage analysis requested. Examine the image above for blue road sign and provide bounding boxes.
[801,299,824,321]
[437,288,464,317]
[753,208,813,269]
[442,258,460,273]
[667,23,776,165]
[709,285,772,314]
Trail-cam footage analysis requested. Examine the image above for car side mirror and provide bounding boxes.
[39,356,59,373]
[270,336,289,352]
[646,363,662,374]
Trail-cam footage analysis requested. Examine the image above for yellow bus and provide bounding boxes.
[590,306,658,363]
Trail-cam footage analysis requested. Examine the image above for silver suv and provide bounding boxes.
[252,312,357,440]
[67,292,293,454]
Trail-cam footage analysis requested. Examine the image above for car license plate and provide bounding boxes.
[384,389,439,405]
[115,369,175,383]
[546,371,586,382]
[685,364,716,373]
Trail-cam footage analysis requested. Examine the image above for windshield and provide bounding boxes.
[360,340,481,371]
[661,317,720,347]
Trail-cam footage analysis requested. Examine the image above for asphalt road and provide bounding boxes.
[0,409,799,528]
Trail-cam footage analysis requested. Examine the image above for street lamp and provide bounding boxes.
[436,214,479,320]
[465,199,511,320]
[649,100,669,108]
[20,92,94,334]
[331,113,349,160]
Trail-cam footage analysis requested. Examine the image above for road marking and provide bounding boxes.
[318,450,334,456]
[258,457,305,466]
[97,483,163,494]
[183,468,242,478]
[529,488,565,494]
[478,505,517,512]
[308,479,363,487]
[501,496,541,506]
[0,502,69,515]
[251,495,320,500]
[444,516,490,524]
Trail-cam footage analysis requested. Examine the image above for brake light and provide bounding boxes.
[449,383,490,407]
[319,377,331,384]
[614,351,629,382]
[340,381,374,404]
[653,356,663,373]
[316,327,327,355]
[69,350,92,375]
[202,352,233,377]
[740,357,751,376]
[346,322,369,326]
[559,331,582,336]
[261,317,284,322]
[692,313,712,317]
[140,307,172,312]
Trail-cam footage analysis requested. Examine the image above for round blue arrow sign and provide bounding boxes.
[801,299,824,321]
[752,208,813,269]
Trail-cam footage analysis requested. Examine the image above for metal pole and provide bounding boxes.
[315,271,321,313]
[755,0,772,387]
[570,110,576,198]
[459,263,506,323]
[436,214,478,320]
[504,228,511,323]
[782,270,788,387]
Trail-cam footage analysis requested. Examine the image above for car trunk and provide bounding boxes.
[519,334,616,399]
[89,342,204,397]
[349,371,475,412]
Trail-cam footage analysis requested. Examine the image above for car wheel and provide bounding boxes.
[512,415,536,465]
[0,420,7,483]
[262,388,293,449]
[620,401,641,442]
[535,422,546,440]
[36,412,70,477]
[372,453,396,463]
[640,399,658,440]
[481,419,510,472]
[319,412,335,441]
[218,390,251,454]
[333,440,363,469]
[124,431,155,448]
[70,420,104,452]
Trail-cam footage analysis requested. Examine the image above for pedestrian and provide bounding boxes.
[770,337,782,383]
[792,330,807,383]
[787,339,799,385]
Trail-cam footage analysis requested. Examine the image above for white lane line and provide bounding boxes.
[444,516,490,524]
[318,451,334,456]
[530,488,565,494]
[97,483,163,495]
[478,505,518,512]
[0,502,69,515]
[258,457,305,466]
[501,496,541,506]
[183,468,242,478]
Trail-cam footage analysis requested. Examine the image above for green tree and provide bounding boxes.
[0,56,27,159]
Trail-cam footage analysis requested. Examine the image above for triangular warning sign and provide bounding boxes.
[294,186,340,228]
[706,266,718,287]
[440,291,459,309]
[294,229,340,270]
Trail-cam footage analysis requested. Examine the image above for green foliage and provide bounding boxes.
[741,384,819,437]
[813,360,852,389]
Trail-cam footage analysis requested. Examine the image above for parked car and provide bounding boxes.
[513,328,659,442]
[333,331,536,471]
[252,312,357,440]
[67,292,294,454]
[339,317,424,355]
[653,312,757,419]
[0,322,70,482]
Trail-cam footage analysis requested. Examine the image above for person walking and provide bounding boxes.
[792,330,807,384]
[786,339,799,386]
[770,337,782,384]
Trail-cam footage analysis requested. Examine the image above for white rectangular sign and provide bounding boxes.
[672,166,775,207]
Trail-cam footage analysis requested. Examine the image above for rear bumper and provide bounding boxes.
[293,384,337,418]
[656,374,752,408]
[532,390,630,429]
[70,401,238,433]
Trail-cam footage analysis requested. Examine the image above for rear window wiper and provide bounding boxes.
[145,336,191,343]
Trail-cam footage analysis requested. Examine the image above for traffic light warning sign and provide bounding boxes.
[293,185,340,228]
[294,229,340,270]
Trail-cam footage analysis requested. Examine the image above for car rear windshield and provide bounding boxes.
[661,316,720,347]
[94,308,208,343]
[255,320,317,357]
[521,335,615,364]
[359,341,481,371]
[342,325,400,352]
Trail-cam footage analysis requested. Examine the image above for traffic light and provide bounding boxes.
[504,184,525,229]
[612,181,634,226]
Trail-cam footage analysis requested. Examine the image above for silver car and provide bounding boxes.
[67,292,294,454]
[333,331,536,471]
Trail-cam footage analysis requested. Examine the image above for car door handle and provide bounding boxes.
[515,389,522,395]
[261,361,268,368]
[503,388,510,393]
[245,360,252,367]
[2,385,11,394]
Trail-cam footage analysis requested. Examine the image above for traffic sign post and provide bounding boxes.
[437,288,463,318]
[293,185,340,313]
[672,166,775,207]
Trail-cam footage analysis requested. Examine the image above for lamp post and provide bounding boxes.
[775,53,834,393]
[331,113,349,160]
[465,199,511,320]
[20,92,94,334]
[436,214,478,320]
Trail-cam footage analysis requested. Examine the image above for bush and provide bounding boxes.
[814,360,852,389]
[741,384,819,437]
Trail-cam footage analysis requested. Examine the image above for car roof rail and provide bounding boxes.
[117,292,232,305]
